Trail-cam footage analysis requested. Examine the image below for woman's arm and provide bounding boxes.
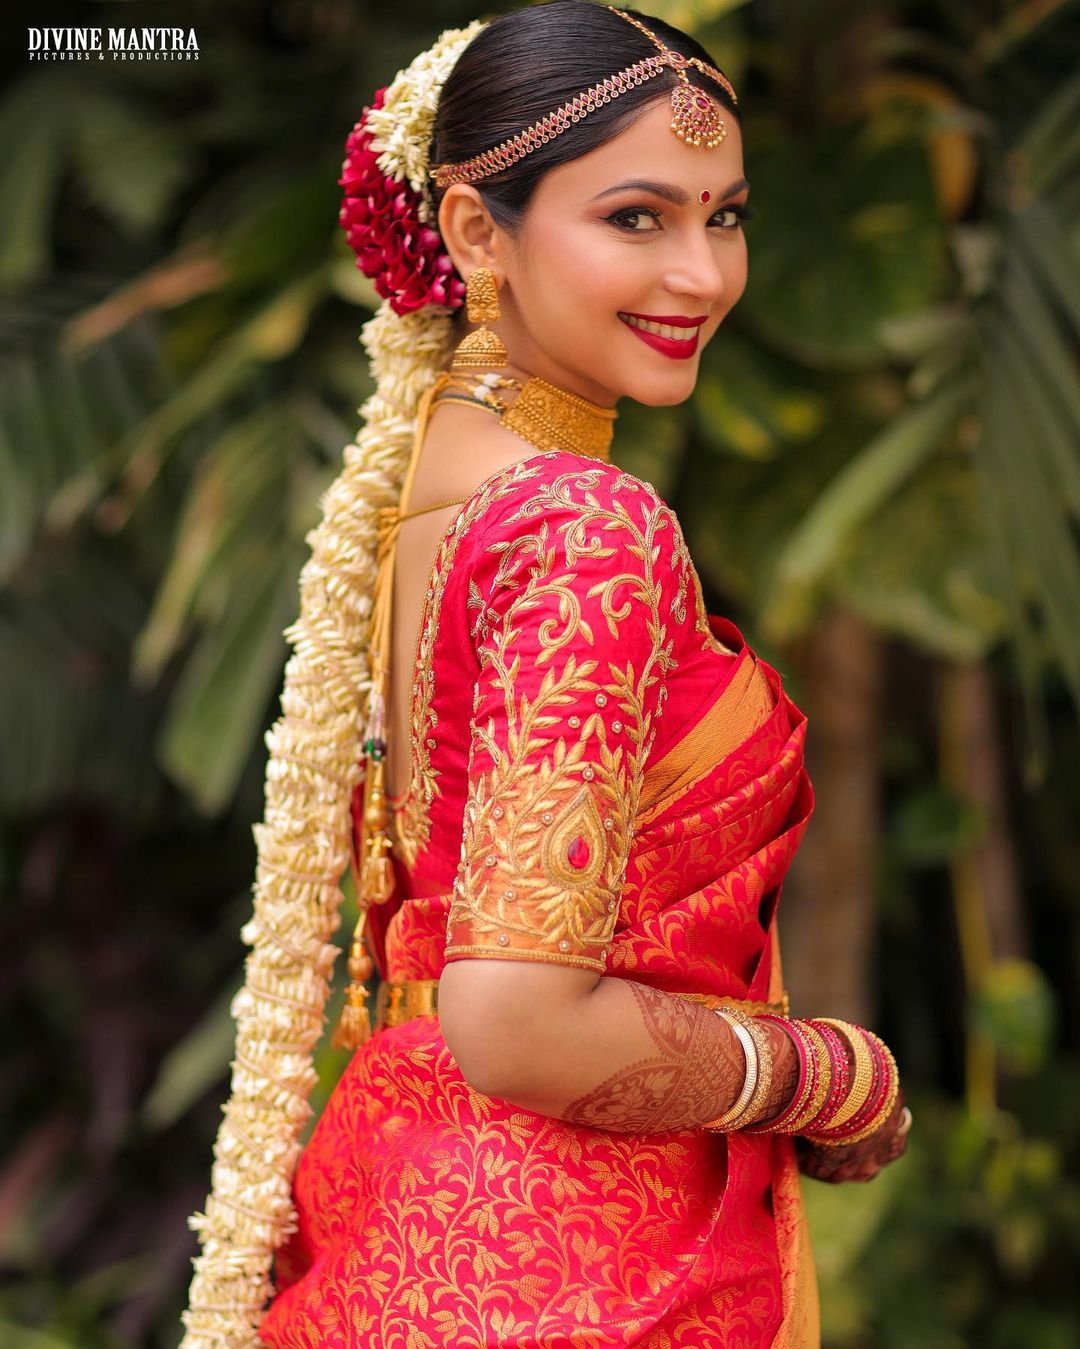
[438,472,898,1149]
[440,961,911,1183]
[438,960,800,1132]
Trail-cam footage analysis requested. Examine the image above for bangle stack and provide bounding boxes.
[702,1007,902,1144]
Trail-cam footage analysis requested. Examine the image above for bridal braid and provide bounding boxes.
[179,24,483,1347]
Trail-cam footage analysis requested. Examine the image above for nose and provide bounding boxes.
[663,230,728,306]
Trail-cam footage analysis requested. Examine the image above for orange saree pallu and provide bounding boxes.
[257,454,820,1348]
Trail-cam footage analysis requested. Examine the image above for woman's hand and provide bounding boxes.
[796,1094,911,1184]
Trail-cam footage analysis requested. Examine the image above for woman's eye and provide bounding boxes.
[606,207,662,232]
[605,202,757,234]
[712,203,756,229]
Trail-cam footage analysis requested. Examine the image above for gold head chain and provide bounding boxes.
[430,6,738,189]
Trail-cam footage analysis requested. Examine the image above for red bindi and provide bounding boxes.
[698,189,712,204]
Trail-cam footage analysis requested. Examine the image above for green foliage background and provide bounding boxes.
[1,0,1078,1344]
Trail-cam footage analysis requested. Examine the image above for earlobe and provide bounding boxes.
[437,183,501,279]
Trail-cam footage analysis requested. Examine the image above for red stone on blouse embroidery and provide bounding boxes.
[567,835,591,869]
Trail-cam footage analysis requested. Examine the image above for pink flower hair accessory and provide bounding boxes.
[339,88,465,317]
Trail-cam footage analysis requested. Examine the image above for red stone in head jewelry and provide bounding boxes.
[611,12,733,149]
[430,6,738,189]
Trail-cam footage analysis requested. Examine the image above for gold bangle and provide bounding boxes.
[744,1018,815,1135]
[785,1022,832,1134]
[814,1033,900,1147]
[702,1010,758,1131]
[843,1033,900,1145]
[727,1011,774,1129]
[816,1018,875,1131]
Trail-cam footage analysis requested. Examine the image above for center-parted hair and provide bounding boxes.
[432,0,741,232]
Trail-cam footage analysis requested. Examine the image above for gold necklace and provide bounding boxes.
[434,369,616,461]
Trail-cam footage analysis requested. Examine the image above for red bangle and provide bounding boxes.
[816,1041,881,1142]
[785,1021,832,1134]
[801,1019,850,1133]
[743,1016,811,1135]
[815,1030,897,1145]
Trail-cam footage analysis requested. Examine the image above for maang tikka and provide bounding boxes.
[451,266,508,370]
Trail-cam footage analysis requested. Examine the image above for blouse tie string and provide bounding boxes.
[332,373,469,1049]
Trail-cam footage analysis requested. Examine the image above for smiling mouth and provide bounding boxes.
[618,313,706,341]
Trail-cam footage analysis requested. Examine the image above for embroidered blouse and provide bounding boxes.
[381,448,773,980]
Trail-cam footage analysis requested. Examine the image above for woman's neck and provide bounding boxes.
[434,365,617,461]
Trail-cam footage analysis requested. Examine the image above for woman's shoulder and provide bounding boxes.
[470,448,683,546]
[463,448,695,613]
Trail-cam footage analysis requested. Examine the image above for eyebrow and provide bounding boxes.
[589,176,750,205]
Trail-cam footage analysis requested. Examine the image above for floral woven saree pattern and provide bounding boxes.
[258,453,819,1348]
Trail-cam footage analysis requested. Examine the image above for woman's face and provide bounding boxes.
[496,94,749,408]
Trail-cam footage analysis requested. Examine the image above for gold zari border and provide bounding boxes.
[374,977,788,1031]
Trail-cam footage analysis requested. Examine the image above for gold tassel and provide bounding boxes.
[331,749,391,1049]
[359,754,396,904]
[332,374,447,1052]
[331,504,401,1048]
[362,853,395,902]
[331,917,375,1049]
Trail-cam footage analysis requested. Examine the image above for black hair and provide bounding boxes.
[431,0,742,234]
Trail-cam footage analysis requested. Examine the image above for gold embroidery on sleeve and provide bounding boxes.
[445,468,683,971]
[393,457,553,868]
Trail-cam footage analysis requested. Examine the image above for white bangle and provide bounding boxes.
[702,1009,759,1131]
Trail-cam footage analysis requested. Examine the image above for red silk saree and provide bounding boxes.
[258,453,819,1348]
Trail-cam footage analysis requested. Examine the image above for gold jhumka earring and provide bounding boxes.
[441,265,618,459]
[450,266,508,370]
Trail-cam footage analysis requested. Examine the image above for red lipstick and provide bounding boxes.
[618,311,707,361]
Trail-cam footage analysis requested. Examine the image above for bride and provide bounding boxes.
[182,5,910,1346]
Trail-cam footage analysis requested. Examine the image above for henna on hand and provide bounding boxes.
[798,1093,909,1184]
[559,981,798,1133]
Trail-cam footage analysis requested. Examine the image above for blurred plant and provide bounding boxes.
[667,0,1080,785]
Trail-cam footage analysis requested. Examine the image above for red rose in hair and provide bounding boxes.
[339,89,465,316]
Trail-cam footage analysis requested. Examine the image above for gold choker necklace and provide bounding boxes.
[434,369,616,461]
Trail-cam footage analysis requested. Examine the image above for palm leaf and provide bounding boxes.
[763,376,973,638]
[157,546,299,813]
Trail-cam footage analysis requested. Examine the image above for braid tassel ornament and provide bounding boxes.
[330,486,417,1050]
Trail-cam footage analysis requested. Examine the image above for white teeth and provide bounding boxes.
[621,315,695,341]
